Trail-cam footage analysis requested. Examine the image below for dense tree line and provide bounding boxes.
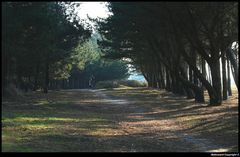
[2,2,91,94]
[49,37,129,90]
[2,2,238,106]
[2,2,129,95]
[97,2,238,105]
[66,59,129,89]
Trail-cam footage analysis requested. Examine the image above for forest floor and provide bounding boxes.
[2,87,238,152]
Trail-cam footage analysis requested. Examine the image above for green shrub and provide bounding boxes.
[119,80,147,87]
[95,80,147,89]
[95,81,120,89]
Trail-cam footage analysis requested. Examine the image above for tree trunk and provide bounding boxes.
[181,50,219,105]
[209,60,222,105]
[153,73,158,88]
[208,65,212,85]
[2,51,9,96]
[178,82,185,96]
[166,70,171,91]
[192,50,198,86]
[201,57,206,91]
[33,63,40,91]
[43,59,49,93]
[171,73,177,94]
[69,78,73,89]
[185,87,195,99]
[158,63,165,89]
[179,66,204,102]
[222,52,228,100]
[61,80,64,89]
[161,66,166,89]
[226,47,238,90]
[142,72,150,86]
[189,67,193,83]
[185,67,195,99]
[227,57,232,96]
[157,76,161,89]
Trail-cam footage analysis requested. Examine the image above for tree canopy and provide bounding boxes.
[97,2,238,105]
[2,2,238,106]
[2,2,91,93]
[2,2,129,94]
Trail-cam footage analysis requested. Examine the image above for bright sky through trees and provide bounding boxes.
[73,2,111,32]
[77,2,111,19]
[73,2,146,82]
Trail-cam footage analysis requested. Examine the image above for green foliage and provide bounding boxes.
[72,38,100,71]
[83,59,129,82]
[2,2,91,93]
[95,80,147,89]
[96,2,238,104]
[95,81,120,89]
[49,61,72,80]
[61,33,130,89]
[118,80,147,87]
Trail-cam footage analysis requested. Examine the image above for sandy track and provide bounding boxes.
[89,89,231,152]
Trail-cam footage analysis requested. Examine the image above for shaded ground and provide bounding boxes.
[2,87,238,152]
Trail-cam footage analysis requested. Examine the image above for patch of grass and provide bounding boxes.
[2,90,117,152]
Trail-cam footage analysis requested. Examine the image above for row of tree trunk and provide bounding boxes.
[48,78,91,90]
[140,42,236,106]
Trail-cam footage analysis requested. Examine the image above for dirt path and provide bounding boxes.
[2,88,238,152]
[90,89,233,152]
